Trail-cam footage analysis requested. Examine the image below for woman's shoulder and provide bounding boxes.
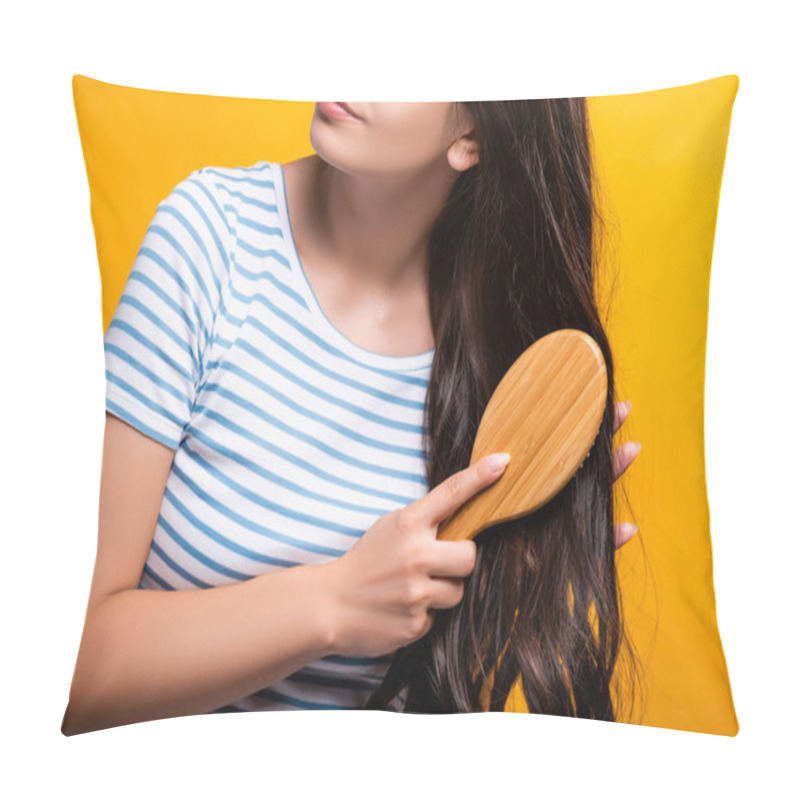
[190,160,279,197]
[178,161,283,235]
[159,161,279,219]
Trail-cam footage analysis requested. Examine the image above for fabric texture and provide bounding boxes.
[105,160,431,711]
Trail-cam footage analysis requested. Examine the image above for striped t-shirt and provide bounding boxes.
[103,160,434,712]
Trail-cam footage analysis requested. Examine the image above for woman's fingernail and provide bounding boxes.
[626,400,632,414]
[631,524,639,535]
[486,452,511,473]
[632,441,642,455]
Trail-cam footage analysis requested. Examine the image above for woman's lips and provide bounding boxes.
[316,102,363,122]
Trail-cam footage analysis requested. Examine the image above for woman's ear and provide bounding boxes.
[447,132,480,172]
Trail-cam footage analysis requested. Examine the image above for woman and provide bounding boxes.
[61,100,640,735]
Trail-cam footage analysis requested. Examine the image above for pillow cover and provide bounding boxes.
[71,74,739,735]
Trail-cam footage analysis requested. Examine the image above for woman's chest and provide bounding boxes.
[147,324,430,589]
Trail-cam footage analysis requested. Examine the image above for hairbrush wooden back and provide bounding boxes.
[436,329,607,542]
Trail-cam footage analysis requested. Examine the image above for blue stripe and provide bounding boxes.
[157,513,254,583]
[201,167,275,189]
[126,271,202,364]
[164,487,316,579]
[203,162,271,177]
[177,443,365,541]
[170,456,353,556]
[149,535,213,588]
[196,275,234,391]
[237,238,295,264]
[202,364,430,466]
[323,653,395,666]
[254,687,348,711]
[192,404,421,504]
[187,424,395,516]
[105,380,184,444]
[232,260,308,308]
[142,562,175,590]
[163,481,308,566]
[241,311,427,412]
[146,222,219,316]
[105,343,191,416]
[290,670,381,692]
[165,188,229,290]
[134,244,210,349]
[117,294,199,375]
[222,203,282,236]
[215,183,278,214]
[235,337,425,434]
[107,319,193,386]
[187,176,234,238]
[229,279,430,389]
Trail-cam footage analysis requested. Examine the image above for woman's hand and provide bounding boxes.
[612,399,642,549]
[320,453,511,657]
[321,402,640,657]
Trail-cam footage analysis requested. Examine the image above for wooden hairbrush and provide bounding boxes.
[436,329,607,542]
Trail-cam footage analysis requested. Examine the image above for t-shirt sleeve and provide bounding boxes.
[103,169,233,449]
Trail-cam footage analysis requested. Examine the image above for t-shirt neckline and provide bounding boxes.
[271,161,435,373]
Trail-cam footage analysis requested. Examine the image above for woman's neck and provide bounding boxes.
[294,154,458,295]
[281,153,454,356]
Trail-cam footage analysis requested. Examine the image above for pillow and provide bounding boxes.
[70,74,739,735]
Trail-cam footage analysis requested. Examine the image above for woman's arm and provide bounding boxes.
[61,413,337,736]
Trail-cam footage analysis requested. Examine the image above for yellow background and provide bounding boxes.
[73,74,739,735]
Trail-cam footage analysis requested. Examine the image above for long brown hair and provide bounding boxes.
[365,98,638,719]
